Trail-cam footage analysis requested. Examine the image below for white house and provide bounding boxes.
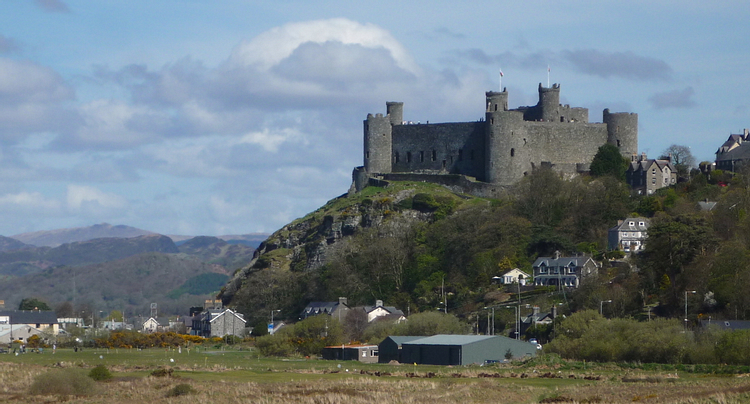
[494,268,531,285]
[608,217,650,253]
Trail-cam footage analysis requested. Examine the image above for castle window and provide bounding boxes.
[560,117,565,122]
[458,149,463,161]
[432,150,436,161]
[510,148,515,157]
[395,152,399,163]
[420,151,424,163]
[490,118,494,125]
[442,160,447,169]
[494,104,498,111]
[407,152,412,163]
[617,140,621,147]
[366,151,370,160]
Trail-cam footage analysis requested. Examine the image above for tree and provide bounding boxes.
[660,144,696,177]
[19,298,51,311]
[589,143,629,180]
[55,301,75,318]
[392,312,469,336]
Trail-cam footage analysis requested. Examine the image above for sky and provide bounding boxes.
[0,1,747,237]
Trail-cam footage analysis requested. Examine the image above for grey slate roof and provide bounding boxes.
[532,256,593,268]
[0,310,58,324]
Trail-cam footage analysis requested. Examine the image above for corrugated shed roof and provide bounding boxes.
[404,334,495,346]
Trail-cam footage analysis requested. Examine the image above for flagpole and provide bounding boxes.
[547,66,550,88]
[499,69,503,91]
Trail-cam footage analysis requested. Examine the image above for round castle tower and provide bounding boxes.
[364,111,393,174]
[484,89,524,184]
[538,83,560,122]
[603,109,638,156]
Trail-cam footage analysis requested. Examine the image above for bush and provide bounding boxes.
[166,383,195,397]
[150,367,173,378]
[88,364,112,381]
[29,369,97,396]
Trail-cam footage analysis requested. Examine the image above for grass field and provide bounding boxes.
[2,347,750,403]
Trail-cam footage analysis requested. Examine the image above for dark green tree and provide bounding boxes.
[589,143,629,180]
[19,298,51,311]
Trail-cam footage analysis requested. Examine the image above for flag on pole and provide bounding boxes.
[499,69,504,77]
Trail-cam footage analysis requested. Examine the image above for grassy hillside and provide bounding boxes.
[0,252,229,314]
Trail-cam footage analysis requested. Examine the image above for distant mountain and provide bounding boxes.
[170,233,267,249]
[176,236,256,270]
[12,223,156,247]
[0,252,229,314]
[0,235,30,252]
[0,235,179,277]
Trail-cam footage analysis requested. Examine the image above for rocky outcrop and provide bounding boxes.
[220,187,435,305]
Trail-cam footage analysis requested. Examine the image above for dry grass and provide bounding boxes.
[3,359,750,403]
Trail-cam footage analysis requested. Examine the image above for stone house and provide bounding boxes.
[608,217,650,253]
[715,129,750,172]
[194,308,246,338]
[626,153,677,195]
[532,253,598,288]
[299,297,350,321]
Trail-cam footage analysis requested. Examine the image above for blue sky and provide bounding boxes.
[0,1,747,237]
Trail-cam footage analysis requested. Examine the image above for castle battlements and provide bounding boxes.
[355,83,637,195]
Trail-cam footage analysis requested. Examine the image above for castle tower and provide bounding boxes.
[538,83,560,122]
[485,90,524,184]
[603,109,638,156]
[364,111,393,174]
[486,89,508,113]
[386,102,403,126]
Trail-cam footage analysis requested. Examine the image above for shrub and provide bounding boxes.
[150,367,173,378]
[29,369,97,396]
[88,364,112,381]
[166,383,195,397]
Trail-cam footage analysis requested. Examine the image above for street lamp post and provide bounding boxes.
[504,306,519,340]
[600,300,612,316]
[685,290,697,331]
[270,309,280,335]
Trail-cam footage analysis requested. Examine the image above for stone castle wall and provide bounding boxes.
[358,83,638,192]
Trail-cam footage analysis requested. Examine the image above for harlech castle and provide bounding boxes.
[352,83,638,196]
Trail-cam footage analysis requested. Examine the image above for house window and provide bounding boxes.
[629,221,634,226]
[639,222,644,226]
[652,178,656,184]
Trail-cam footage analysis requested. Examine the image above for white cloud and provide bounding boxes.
[227,18,420,75]
[237,127,306,153]
[0,191,60,211]
[66,185,127,211]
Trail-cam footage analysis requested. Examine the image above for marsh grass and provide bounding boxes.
[4,350,750,403]
[28,368,98,396]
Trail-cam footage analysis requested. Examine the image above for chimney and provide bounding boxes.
[552,305,557,319]
[640,152,647,162]
[553,250,561,259]
[631,153,638,162]
[375,299,383,307]
[338,297,348,306]
[533,306,540,315]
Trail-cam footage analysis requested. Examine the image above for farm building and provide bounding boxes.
[398,334,538,365]
[321,344,379,363]
[378,336,424,363]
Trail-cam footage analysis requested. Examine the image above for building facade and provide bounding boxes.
[715,129,750,172]
[355,83,638,193]
[626,153,677,195]
[532,253,597,288]
[608,217,650,253]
